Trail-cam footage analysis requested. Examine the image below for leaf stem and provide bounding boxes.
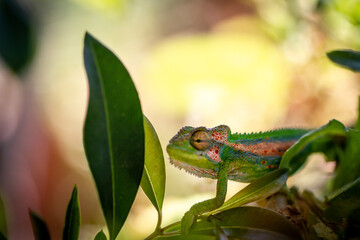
[144,219,181,240]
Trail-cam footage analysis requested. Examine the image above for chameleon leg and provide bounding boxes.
[181,164,229,235]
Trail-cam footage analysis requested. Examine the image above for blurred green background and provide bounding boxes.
[0,0,359,239]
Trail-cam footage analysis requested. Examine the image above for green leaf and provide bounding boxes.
[327,50,360,72]
[0,0,36,73]
[83,32,144,240]
[280,119,347,175]
[162,207,301,239]
[0,194,7,237]
[332,129,360,190]
[158,235,214,240]
[141,116,166,213]
[208,169,288,214]
[94,230,107,240]
[324,177,360,222]
[63,185,81,240]
[196,207,302,239]
[29,210,51,240]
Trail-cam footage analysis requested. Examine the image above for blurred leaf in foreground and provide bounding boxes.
[0,194,6,238]
[0,0,36,74]
[29,210,51,240]
[0,231,5,240]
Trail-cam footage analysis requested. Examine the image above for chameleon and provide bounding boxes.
[166,125,309,234]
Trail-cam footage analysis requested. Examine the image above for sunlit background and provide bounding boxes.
[0,0,360,239]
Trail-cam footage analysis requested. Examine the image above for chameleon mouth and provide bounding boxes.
[169,157,218,179]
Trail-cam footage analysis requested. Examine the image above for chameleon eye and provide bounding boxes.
[190,130,212,151]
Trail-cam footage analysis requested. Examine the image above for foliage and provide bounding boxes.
[79,33,360,239]
[27,185,80,240]
[0,3,359,237]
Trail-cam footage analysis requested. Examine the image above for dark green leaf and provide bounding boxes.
[141,116,166,213]
[324,177,360,222]
[280,119,347,175]
[94,230,107,240]
[158,235,214,240]
[190,207,301,240]
[29,210,51,240]
[209,169,288,214]
[0,231,6,240]
[0,194,7,237]
[83,32,144,240]
[63,185,80,240]
[0,0,36,73]
[327,50,360,72]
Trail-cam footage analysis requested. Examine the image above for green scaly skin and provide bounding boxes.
[166,125,309,235]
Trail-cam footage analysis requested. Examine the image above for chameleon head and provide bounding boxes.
[166,125,230,178]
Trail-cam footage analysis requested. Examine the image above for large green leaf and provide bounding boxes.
[63,185,80,240]
[29,210,51,240]
[208,169,288,214]
[83,32,144,240]
[141,116,165,213]
[0,0,36,73]
[162,207,301,240]
[327,50,360,72]
[280,119,347,175]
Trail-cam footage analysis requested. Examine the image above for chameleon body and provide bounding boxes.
[166,125,309,234]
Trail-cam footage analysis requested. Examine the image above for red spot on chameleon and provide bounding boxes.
[207,146,221,162]
[212,132,223,142]
[261,161,266,164]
